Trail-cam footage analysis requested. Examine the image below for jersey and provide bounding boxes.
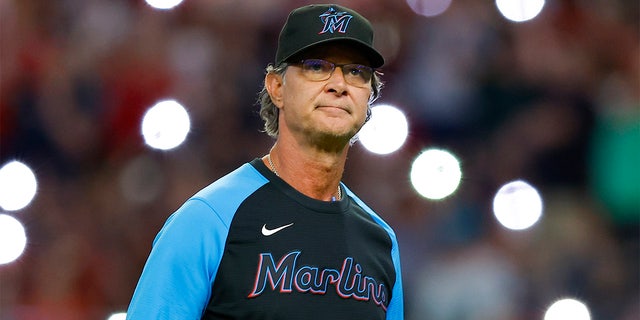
[126,158,403,320]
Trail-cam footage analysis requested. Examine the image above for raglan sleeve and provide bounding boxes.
[126,198,229,319]
[385,232,404,320]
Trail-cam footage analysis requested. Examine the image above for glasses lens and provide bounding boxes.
[299,59,373,86]
[301,59,334,80]
[342,64,373,86]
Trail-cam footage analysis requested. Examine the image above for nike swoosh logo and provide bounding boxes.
[261,223,294,236]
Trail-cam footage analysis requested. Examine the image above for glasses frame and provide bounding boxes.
[291,59,375,88]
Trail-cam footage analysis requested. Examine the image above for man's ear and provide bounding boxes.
[265,72,284,109]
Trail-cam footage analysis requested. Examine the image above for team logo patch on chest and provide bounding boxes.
[248,251,389,311]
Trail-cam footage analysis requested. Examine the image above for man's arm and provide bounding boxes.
[126,199,229,319]
[386,242,404,320]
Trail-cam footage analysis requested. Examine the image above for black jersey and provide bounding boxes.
[127,159,403,319]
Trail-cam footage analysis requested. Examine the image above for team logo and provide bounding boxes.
[318,7,353,34]
[248,251,389,311]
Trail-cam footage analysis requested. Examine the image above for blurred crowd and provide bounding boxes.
[1,0,638,319]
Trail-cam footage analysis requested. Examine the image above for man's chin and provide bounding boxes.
[306,129,356,152]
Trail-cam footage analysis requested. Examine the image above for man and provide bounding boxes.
[126,4,403,319]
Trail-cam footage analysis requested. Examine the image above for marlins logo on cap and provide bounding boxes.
[275,4,385,68]
[318,7,353,34]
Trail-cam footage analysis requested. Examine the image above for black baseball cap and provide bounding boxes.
[275,4,384,68]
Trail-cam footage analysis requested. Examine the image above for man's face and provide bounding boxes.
[268,43,373,151]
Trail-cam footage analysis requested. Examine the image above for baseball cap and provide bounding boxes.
[275,4,384,68]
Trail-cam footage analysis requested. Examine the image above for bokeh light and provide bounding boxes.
[496,0,545,22]
[106,312,127,320]
[406,0,452,17]
[141,99,191,151]
[410,148,462,200]
[119,155,165,205]
[493,180,543,230]
[145,0,184,10]
[0,214,27,265]
[359,104,409,155]
[0,160,38,211]
[544,298,591,320]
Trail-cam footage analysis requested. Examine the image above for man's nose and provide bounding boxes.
[326,67,348,95]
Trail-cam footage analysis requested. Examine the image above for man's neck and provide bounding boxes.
[265,140,347,201]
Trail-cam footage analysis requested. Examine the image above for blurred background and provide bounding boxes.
[0,0,638,319]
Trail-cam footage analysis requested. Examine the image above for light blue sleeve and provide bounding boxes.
[126,163,268,319]
[126,199,229,319]
[385,240,404,320]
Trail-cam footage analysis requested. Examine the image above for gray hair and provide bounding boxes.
[257,63,384,138]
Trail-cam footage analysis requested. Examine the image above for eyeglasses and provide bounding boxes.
[292,59,374,87]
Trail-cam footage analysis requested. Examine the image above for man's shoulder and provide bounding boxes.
[188,161,269,215]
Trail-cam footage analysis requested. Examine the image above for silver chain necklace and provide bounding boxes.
[267,154,341,201]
